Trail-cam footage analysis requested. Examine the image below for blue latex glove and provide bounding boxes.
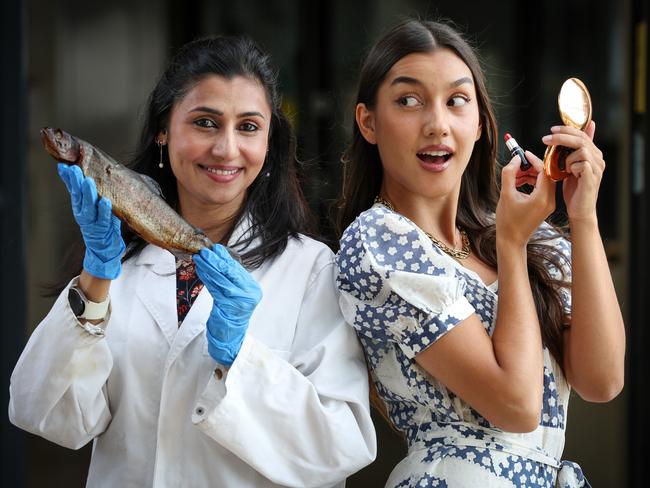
[193,244,262,367]
[58,163,126,279]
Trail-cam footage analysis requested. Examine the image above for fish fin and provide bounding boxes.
[138,173,164,198]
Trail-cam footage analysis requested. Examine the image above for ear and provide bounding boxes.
[157,129,167,145]
[355,103,377,145]
[475,119,482,142]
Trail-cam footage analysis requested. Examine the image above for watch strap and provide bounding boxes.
[69,285,110,320]
[81,294,110,320]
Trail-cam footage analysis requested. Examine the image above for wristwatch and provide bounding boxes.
[68,286,110,321]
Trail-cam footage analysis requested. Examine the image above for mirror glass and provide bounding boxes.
[558,78,592,130]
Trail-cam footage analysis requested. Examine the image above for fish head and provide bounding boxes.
[41,127,81,164]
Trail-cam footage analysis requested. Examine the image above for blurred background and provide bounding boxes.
[1,0,647,486]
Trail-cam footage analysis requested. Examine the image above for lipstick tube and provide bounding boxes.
[504,133,532,171]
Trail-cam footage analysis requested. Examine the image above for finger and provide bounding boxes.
[96,197,113,225]
[526,151,555,196]
[64,165,85,213]
[210,244,248,278]
[542,132,587,150]
[194,254,227,291]
[515,152,540,178]
[564,146,591,164]
[195,251,220,275]
[200,246,228,273]
[584,120,596,140]
[202,246,258,299]
[57,163,72,191]
[524,150,543,172]
[567,161,597,180]
[78,177,99,223]
[111,214,122,233]
[565,150,605,176]
[549,125,585,137]
[567,161,587,178]
[211,244,237,266]
[500,155,520,194]
[57,165,78,208]
[69,165,85,184]
[195,251,234,286]
[515,174,537,188]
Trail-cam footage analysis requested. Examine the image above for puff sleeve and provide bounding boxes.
[336,206,475,359]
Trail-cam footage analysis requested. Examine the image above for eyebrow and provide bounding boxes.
[389,76,474,89]
[189,106,266,119]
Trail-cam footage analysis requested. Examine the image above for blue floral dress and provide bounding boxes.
[336,204,590,488]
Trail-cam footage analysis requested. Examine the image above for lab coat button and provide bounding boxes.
[195,406,205,416]
[214,368,223,380]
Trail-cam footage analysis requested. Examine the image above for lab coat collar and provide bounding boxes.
[226,212,263,256]
[134,245,176,274]
[131,212,261,352]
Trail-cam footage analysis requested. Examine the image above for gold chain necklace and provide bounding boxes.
[373,195,471,260]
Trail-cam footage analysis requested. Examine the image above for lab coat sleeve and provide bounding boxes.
[192,261,377,488]
[8,280,113,449]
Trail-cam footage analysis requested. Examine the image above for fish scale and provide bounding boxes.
[41,127,238,259]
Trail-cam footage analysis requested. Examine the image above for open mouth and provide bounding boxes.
[416,151,452,164]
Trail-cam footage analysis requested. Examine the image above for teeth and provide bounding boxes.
[205,167,239,175]
[418,151,450,157]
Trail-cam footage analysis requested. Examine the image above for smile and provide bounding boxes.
[199,164,242,182]
[204,167,239,175]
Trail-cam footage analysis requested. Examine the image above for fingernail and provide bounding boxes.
[550,126,561,132]
[542,135,552,143]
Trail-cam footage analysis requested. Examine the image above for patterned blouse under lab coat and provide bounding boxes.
[336,204,590,488]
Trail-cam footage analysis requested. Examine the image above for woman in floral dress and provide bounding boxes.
[335,19,625,487]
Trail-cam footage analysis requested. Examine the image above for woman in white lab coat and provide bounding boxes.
[10,36,376,487]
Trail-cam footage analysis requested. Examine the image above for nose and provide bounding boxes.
[423,103,450,138]
[211,128,239,161]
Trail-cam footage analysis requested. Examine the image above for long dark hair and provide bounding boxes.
[50,36,313,294]
[336,20,569,379]
[125,35,313,267]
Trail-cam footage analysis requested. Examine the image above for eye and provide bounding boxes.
[239,122,259,132]
[397,95,421,108]
[194,118,217,129]
[448,95,470,107]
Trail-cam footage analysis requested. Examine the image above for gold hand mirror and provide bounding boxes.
[543,77,593,181]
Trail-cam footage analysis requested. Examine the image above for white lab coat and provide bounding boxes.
[9,227,376,487]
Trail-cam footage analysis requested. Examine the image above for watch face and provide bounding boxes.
[68,288,86,316]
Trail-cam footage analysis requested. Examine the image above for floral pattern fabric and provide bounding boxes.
[336,204,589,488]
[176,258,204,327]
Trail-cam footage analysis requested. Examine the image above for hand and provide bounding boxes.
[542,121,604,222]
[58,164,126,279]
[496,151,556,246]
[194,244,262,367]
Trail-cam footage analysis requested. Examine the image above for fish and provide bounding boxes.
[41,127,238,259]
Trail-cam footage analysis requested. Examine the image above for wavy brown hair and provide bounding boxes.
[334,19,570,421]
